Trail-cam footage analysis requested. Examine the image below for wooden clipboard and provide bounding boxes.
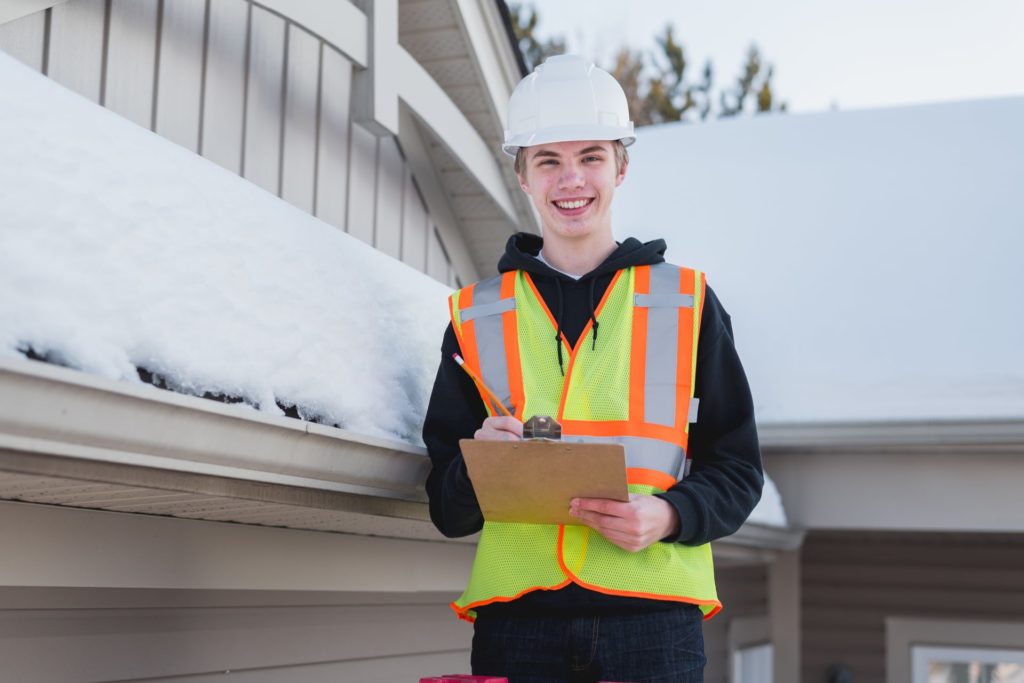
[460,439,629,525]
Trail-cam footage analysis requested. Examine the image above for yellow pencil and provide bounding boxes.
[452,353,514,417]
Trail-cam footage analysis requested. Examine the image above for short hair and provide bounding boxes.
[514,140,629,177]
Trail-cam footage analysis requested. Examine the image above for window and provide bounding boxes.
[887,618,1024,683]
[913,646,1024,683]
[734,643,773,683]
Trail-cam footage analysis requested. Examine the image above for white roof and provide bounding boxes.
[615,98,1024,424]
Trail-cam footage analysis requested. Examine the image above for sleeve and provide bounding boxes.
[422,323,490,538]
[654,284,765,545]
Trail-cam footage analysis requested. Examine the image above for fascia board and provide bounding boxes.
[0,357,429,501]
[450,0,521,131]
[759,418,1024,454]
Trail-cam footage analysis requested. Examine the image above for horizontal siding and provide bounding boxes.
[0,600,469,683]
[801,530,1024,683]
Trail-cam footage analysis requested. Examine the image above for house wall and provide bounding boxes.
[0,0,465,288]
[0,500,474,682]
[801,530,1024,683]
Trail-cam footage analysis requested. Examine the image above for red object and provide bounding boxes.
[419,677,507,683]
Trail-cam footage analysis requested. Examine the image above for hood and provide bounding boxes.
[496,232,667,279]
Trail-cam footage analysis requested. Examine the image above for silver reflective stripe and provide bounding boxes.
[566,434,687,481]
[643,264,682,427]
[469,276,513,413]
[634,293,694,309]
[460,297,516,322]
[688,397,700,423]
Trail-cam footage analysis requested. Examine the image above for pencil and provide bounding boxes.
[452,353,514,417]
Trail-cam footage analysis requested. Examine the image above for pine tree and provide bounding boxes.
[508,3,786,123]
[507,2,565,71]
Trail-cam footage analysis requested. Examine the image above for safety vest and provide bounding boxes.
[447,263,722,622]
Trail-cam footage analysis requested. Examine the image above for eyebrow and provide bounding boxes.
[530,145,608,160]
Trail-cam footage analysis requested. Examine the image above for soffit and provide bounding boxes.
[399,0,537,278]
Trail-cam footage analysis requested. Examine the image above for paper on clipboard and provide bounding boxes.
[460,439,629,525]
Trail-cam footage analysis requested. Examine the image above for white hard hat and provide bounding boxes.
[502,54,636,158]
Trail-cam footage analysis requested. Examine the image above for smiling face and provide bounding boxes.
[516,140,628,245]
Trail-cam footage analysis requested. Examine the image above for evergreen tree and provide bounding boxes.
[508,2,565,71]
[508,3,786,124]
[719,45,786,117]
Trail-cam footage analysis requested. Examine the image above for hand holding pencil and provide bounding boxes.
[452,353,522,441]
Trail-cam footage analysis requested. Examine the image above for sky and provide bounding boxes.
[527,0,1024,113]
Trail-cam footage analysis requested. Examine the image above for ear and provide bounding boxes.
[615,158,629,187]
[517,172,530,194]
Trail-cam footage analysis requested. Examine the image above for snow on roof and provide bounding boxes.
[615,98,1024,424]
[0,52,451,445]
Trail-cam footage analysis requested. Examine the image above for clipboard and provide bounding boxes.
[460,439,629,525]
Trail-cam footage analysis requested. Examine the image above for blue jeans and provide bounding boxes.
[470,605,706,682]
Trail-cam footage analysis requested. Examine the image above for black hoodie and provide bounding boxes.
[422,232,763,615]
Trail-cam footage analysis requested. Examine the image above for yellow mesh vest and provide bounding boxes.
[448,267,721,622]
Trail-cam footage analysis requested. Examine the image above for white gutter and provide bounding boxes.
[759,418,1024,453]
[0,357,802,550]
[0,357,430,501]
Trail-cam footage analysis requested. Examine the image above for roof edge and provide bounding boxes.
[759,417,1024,452]
[0,356,430,500]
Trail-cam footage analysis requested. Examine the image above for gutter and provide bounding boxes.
[759,418,1024,454]
[0,357,431,500]
[0,357,800,550]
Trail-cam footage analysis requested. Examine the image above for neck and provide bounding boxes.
[539,232,617,277]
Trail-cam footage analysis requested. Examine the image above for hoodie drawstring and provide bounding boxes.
[554,278,565,375]
[588,278,599,351]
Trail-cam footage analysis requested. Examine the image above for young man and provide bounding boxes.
[423,55,762,682]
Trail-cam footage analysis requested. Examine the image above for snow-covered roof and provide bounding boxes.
[0,52,451,445]
[615,98,1024,424]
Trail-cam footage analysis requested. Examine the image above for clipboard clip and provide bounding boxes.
[523,415,562,441]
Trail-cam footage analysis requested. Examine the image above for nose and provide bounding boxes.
[557,160,585,189]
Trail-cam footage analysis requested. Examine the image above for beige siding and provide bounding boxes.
[280,25,320,214]
[0,8,45,70]
[347,122,379,245]
[105,0,160,127]
[154,0,206,152]
[0,0,458,285]
[241,5,285,194]
[402,170,429,271]
[801,530,1024,683]
[47,0,106,102]
[0,593,468,683]
[314,45,353,230]
[375,136,405,258]
[201,0,248,173]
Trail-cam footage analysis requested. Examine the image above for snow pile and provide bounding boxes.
[748,476,787,527]
[0,51,451,445]
[616,98,1024,424]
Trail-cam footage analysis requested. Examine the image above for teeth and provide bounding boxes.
[555,199,590,209]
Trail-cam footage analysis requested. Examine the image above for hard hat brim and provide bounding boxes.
[502,124,637,158]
